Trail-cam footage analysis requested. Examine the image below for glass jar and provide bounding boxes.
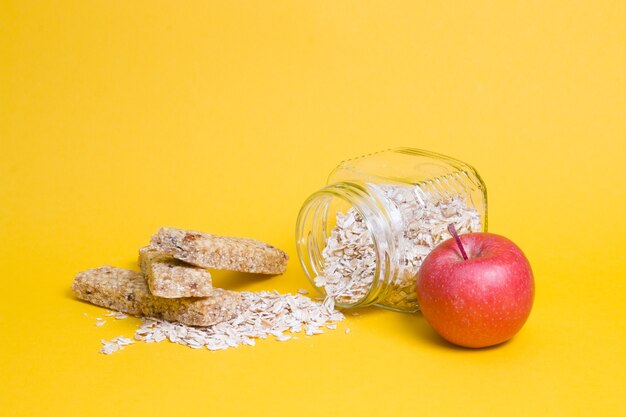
[296,148,488,312]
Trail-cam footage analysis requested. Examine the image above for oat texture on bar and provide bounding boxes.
[72,266,243,326]
[139,246,213,298]
[150,227,289,275]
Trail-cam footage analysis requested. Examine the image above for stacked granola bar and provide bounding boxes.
[72,227,289,327]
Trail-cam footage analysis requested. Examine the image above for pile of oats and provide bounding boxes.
[315,209,377,305]
[135,291,343,351]
[315,183,482,310]
[98,290,344,354]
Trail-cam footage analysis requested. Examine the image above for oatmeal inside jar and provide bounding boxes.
[314,183,482,310]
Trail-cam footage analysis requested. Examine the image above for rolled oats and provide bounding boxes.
[100,336,134,355]
[132,291,344,352]
[315,183,482,309]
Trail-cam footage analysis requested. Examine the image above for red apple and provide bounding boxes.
[416,228,534,348]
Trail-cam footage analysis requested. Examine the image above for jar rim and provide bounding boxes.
[295,182,394,309]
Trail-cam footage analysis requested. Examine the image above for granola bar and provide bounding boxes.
[139,246,213,298]
[72,266,242,326]
[150,227,289,275]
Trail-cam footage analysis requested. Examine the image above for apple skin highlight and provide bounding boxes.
[416,233,534,348]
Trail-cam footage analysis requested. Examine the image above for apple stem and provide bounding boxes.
[448,224,469,260]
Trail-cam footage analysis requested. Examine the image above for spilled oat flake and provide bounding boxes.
[98,290,344,354]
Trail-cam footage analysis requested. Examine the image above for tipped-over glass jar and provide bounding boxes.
[296,148,488,312]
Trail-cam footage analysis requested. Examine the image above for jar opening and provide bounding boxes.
[295,183,392,309]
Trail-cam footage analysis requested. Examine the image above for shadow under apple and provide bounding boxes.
[394,310,510,351]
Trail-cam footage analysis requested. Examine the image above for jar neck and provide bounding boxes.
[296,182,399,309]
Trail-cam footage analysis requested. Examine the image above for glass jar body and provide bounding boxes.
[296,148,488,312]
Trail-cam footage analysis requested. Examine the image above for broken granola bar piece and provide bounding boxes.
[139,246,213,298]
[72,266,242,326]
[150,227,289,275]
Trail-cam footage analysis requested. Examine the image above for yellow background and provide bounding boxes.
[1,1,625,416]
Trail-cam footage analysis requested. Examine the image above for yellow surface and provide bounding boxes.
[1,1,625,416]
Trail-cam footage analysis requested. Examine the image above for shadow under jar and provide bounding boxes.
[296,148,488,312]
